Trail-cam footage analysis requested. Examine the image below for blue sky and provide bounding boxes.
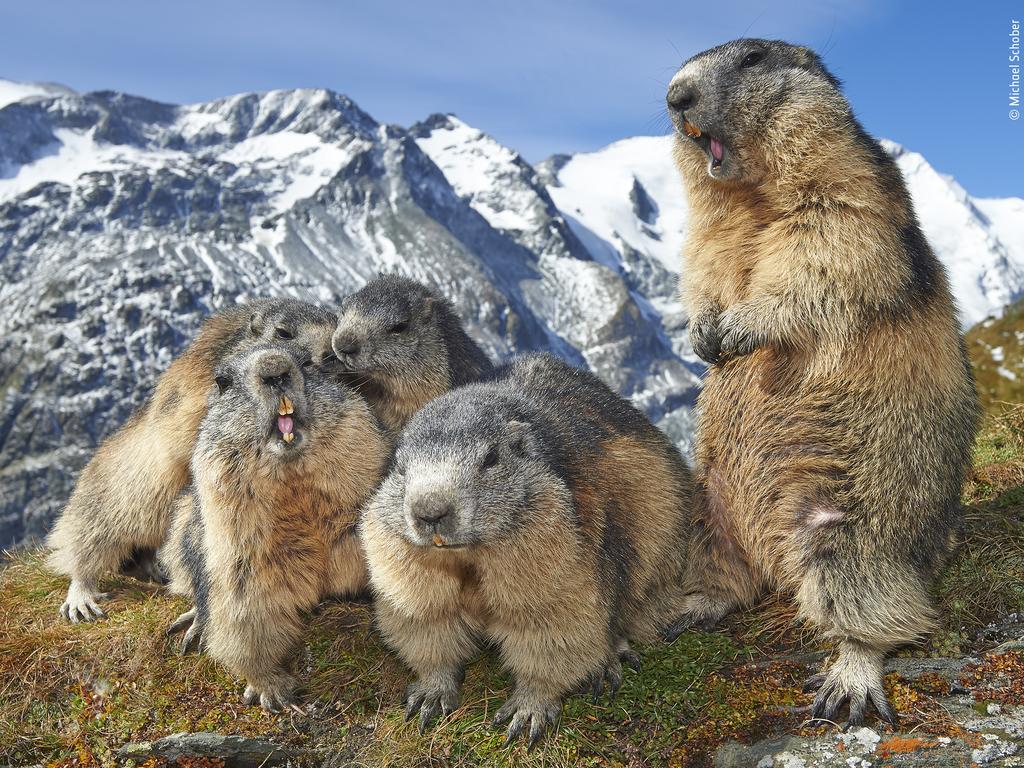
[2,1,1019,197]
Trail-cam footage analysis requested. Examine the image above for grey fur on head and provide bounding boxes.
[199,342,356,468]
[667,38,846,182]
[332,274,492,386]
[373,386,548,549]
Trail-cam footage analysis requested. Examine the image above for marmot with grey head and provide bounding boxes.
[47,299,338,623]
[361,353,694,749]
[161,342,389,711]
[666,39,979,726]
[332,275,494,431]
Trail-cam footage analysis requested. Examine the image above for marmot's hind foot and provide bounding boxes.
[492,691,561,752]
[804,651,898,730]
[59,580,109,623]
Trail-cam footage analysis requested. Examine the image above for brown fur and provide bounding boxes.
[162,367,389,710]
[47,301,337,622]
[360,354,696,744]
[669,40,979,724]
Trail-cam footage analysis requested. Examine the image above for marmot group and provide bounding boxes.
[47,300,338,622]
[360,353,695,749]
[332,275,494,431]
[161,343,389,711]
[666,39,978,726]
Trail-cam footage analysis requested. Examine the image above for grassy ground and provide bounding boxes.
[2,412,1022,768]
[966,298,1024,412]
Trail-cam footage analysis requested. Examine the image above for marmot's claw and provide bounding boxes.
[179,622,202,655]
[59,583,110,623]
[802,672,826,693]
[166,607,195,636]
[620,649,642,673]
[403,676,460,733]
[716,308,762,360]
[689,312,722,364]
[807,671,898,730]
[243,679,302,714]
[494,694,560,751]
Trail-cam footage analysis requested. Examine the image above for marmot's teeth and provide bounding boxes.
[683,121,702,138]
[283,432,294,443]
[278,396,294,416]
[432,534,444,547]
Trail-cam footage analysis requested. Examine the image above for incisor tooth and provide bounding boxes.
[684,121,701,138]
[283,432,294,443]
[432,534,444,547]
[278,396,294,415]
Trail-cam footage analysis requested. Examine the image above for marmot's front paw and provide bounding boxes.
[404,674,462,733]
[689,310,722,364]
[492,691,561,751]
[716,307,762,360]
[242,677,304,715]
[583,640,641,702]
[59,580,110,623]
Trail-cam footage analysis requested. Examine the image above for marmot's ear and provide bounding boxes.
[420,296,436,320]
[507,420,535,457]
[249,309,264,335]
[793,46,817,68]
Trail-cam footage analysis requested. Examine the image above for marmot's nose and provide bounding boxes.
[412,498,454,526]
[255,351,297,390]
[667,80,699,113]
[332,331,361,358]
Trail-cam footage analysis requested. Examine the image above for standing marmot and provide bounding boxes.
[332,275,494,431]
[666,39,979,726]
[47,299,338,622]
[161,343,389,711]
[361,353,694,749]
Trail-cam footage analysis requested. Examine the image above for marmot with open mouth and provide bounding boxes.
[161,343,389,712]
[666,39,979,727]
[360,353,695,749]
[332,275,494,432]
[47,300,338,623]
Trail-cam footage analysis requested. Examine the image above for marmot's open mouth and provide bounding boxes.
[684,121,725,172]
[277,395,295,444]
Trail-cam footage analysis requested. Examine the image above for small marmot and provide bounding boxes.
[47,299,338,622]
[666,39,979,726]
[161,343,389,711]
[360,353,694,749]
[332,275,494,431]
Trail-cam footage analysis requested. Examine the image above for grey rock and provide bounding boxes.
[117,732,301,767]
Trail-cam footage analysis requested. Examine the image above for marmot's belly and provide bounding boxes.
[695,350,856,571]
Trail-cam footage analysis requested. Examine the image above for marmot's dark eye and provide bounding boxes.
[275,327,294,340]
[740,51,764,68]
[388,321,409,335]
[214,375,232,393]
[480,446,499,470]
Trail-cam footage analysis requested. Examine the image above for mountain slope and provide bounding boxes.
[0,84,700,547]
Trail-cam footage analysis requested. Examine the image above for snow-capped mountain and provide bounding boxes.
[0,79,1019,547]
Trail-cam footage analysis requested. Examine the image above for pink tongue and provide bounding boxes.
[710,138,724,161]
[277,415,294,435]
